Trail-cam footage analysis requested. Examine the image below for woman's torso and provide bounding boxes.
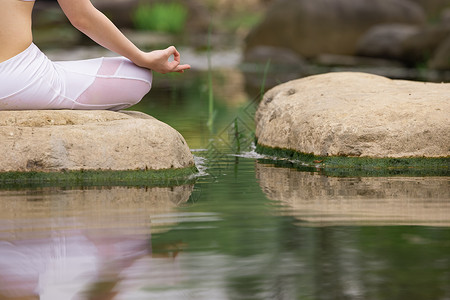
[0,0,34,63]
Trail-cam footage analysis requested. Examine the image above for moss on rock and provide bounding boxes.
[0,166,198,189]
[256,144,450,177]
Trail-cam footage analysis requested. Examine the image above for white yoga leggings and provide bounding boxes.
[0,43,152,111]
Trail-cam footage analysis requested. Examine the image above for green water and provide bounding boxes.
[0,71,449,300]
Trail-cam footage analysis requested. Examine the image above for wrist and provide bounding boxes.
[130,50,148,67]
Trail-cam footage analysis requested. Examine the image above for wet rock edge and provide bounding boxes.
[0,165,198,189]
[255,143,450,177]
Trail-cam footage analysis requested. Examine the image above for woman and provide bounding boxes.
[0,0,191,110]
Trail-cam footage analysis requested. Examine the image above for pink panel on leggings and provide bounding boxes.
[97,58,122,76]
[75,58,151,109]
[76,77,150,107]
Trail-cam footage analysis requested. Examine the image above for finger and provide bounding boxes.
[168,60,181,70]
[168,46,181,63]
[175,64,191,72]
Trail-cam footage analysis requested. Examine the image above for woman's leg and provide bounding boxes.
[55,56,152,111]
[0,44,152,111]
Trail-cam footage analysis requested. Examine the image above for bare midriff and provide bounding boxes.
[0,0,34,62]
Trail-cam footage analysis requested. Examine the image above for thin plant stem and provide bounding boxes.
[234,118,241,153]
[206,24,215,133]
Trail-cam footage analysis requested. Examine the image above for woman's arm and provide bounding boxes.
[57,0,190,73]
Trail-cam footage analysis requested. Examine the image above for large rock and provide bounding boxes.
[409,0,450,19]
[356,24,420,60]
[0,110,195,172]
[356,22,450,69]
[401,25,450,65]
[255,72,450,158]
[429,35,450,70]
[245,0,425,58]
[442,8,450,26]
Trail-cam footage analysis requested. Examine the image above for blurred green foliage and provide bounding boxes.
[133,2,188,34]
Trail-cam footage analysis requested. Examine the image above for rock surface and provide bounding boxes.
[245,0,425,58]
[429,35,450,70]
[401,25,450,65]
[409,0,450,19]
[442,8,450,26]
[0,110,195,172]
[356,23,450,70]
[255,72,450,158]
[356,24,420,60]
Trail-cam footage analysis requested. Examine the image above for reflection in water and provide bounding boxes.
[143,157,450,300]
[255,162,450,226]
[1,157,449,299]
[0,185,193,299]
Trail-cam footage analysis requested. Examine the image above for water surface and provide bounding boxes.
[0,70,449,300]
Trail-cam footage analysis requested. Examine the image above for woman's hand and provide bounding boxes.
[57,0,190,74]
[136,46,191,74]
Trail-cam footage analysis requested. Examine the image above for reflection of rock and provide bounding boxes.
[255,72,450,157]
[212,68,249,106]
[245,0,425,58]
[0,185,192,298]
[0,110,195,172]
[256,162,450,226]
[0,185,193,239]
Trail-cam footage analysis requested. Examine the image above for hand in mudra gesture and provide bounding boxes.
[137,46,191,74]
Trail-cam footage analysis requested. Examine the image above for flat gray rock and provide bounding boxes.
[0,110,194,172]
[255,72,450,158]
